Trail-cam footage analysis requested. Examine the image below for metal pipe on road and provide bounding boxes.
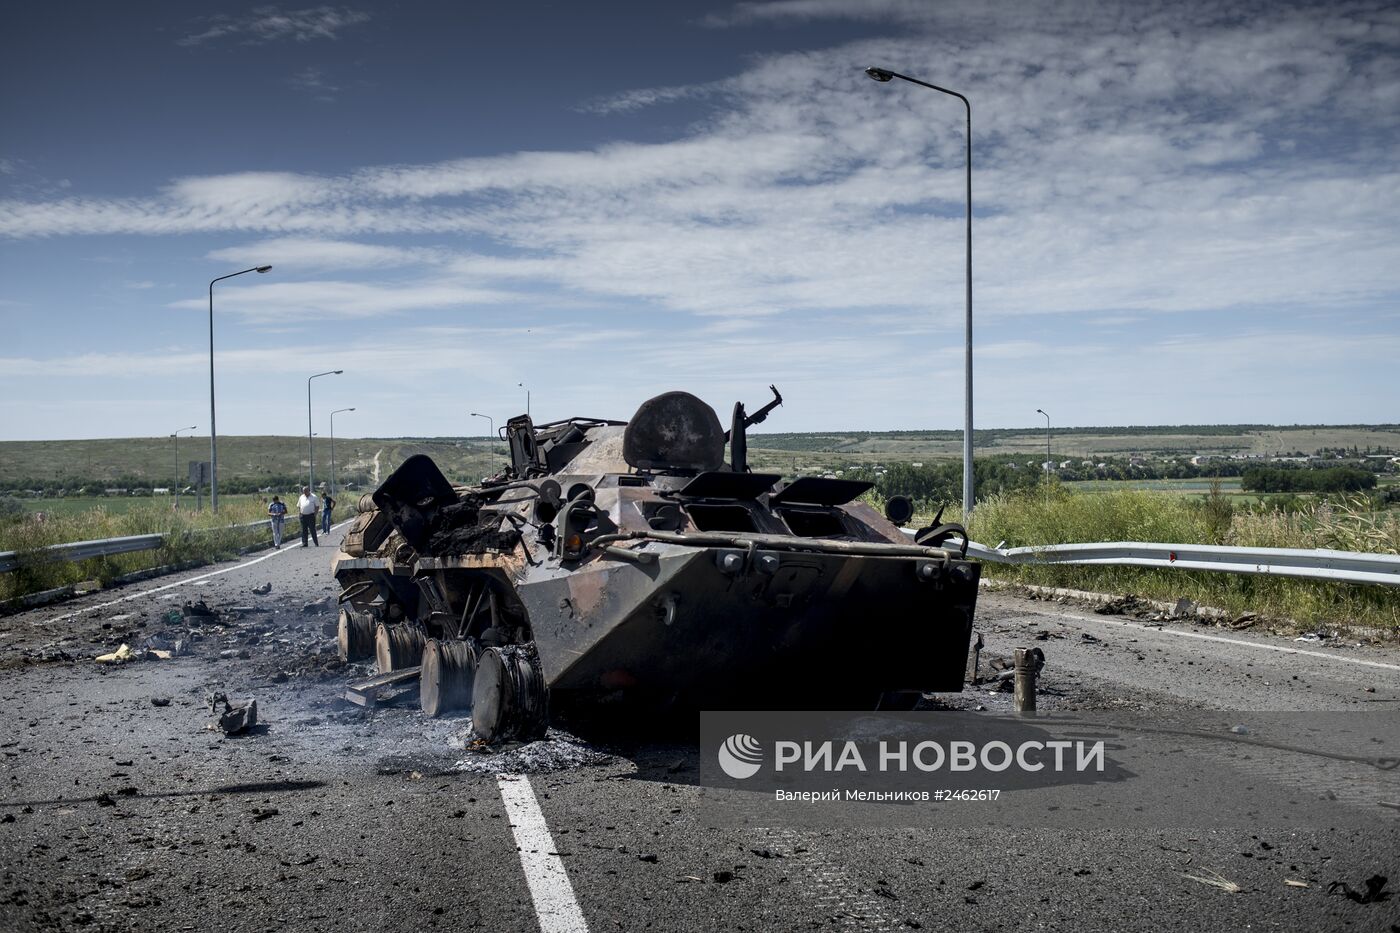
[1013,647,1037,712]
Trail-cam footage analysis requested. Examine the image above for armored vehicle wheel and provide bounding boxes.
[420,639,478,717]
[337,608,375,662]
[374,622,427,673]
[472,644,549,743]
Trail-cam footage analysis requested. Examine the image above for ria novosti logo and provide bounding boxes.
[717,733,763,779]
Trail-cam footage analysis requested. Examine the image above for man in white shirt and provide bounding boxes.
[297,486,320,547]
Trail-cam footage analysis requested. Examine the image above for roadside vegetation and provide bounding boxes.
[961,485,1400,633]
[0,497,273,604]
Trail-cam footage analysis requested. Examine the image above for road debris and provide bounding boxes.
[140,633,190,659]
[182,600,216,620]
[454,730,610,774]
[252,582,272,595]
[1183,869,1242,893]
[1284,879,1310,888]
[1327,875,1390,904]
[150,696,171,707]
[95,644,135,664]
[343,667,420,708]
[211,692,258,735]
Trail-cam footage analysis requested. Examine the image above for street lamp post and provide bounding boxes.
[517,382,530,419]
[865,65,974,518]
[329,407,355,495]
[1036,408,1051,499]
[470,412,496,464]
[208,265,271,513]
[170,425,196,510]
[307,370,343,490]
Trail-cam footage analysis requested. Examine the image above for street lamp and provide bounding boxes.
[470,412,496,463]
[307,370,343,489]
[1041,403,1052,498]
[329,407,355,495]
[1036,409,1051,483]
[170,425,196,510]
[517,382,530,419]
[208,265,271,512]
[866,65,974,518]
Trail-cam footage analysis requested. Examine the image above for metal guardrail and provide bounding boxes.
[0,520,271,574]
[913,533,1400,587]
[5,520,1398,587]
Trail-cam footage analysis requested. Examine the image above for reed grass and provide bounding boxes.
[0,500,271,603]
[963,487,1400,634]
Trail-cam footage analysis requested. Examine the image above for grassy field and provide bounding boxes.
[4,423,1398,488]
[1063,477,1268,504]
[751,424,1400,459]
[18,494,275,517]
[0,497,276,603]
[965,488,1400,633]
[0,435,506,488]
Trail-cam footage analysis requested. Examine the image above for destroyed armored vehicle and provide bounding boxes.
[333,387,980,741]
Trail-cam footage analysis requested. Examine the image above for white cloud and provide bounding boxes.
[169,279,526,321]
[207,237,439,270]
[2,0,1397,422]
[578,80,728,115]
[288,67,341,101]
[177,5,370,46]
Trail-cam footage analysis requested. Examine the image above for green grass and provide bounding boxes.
[4,424,1398,486]
[1064,477,1272,505]
[0,498,276,603]
[0,435,504,488]
[963,487,1400,633]
[18,494,269,517]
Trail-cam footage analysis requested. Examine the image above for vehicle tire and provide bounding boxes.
[421,639,478,717]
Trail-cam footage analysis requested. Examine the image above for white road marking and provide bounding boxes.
[36,519,356,626]
[1029,610,1400,673]
[497,774,589,933]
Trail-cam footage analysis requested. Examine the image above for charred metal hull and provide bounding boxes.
[333,387,984,736]
[516,545,978,701]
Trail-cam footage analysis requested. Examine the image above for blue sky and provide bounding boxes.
[2,0,1398,441]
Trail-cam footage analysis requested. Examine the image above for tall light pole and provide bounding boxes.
[170,425,196,510]
[517,382,530,419]
[329,407,355,495]
[1036,408,1051,481]
[866,65,974,517]
[307,370,343,490]
[208,265,271,512]
[470,412,496,464]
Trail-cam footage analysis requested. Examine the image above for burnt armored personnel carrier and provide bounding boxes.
[333,387,980,741]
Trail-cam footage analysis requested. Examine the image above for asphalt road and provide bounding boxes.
[1,531,1397,932]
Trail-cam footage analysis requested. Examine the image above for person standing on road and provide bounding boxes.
[321,490,335,535]
[267,495,287,549]
[297,486,320,547]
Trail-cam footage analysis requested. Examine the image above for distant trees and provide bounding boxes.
[1241,466,1377,494]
